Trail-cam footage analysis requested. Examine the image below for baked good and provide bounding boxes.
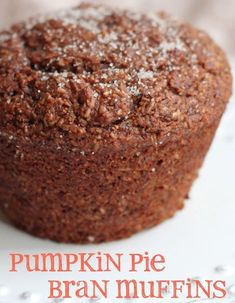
[0,3,232,243]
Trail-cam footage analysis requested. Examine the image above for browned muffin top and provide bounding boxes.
[0,3,232,140]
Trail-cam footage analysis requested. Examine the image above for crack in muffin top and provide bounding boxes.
[0,3,232,138]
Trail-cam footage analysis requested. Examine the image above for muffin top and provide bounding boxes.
[0,3,232,141]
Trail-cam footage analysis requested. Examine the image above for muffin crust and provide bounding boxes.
[0,3,232,243]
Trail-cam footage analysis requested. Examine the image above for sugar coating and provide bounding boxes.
[0,2,232,136]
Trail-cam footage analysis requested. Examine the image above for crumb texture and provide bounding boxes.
[0,3,232,138]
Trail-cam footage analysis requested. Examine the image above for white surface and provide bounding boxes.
[0,65,235,303]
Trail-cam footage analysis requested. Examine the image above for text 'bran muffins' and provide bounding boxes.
[0,3,232,243]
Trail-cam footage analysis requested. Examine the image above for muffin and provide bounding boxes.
[0,3,232,243]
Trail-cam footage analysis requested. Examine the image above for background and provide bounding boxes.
[0,1,235,302]
[0,0,234,59]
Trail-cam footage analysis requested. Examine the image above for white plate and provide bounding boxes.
[0,64,235,303]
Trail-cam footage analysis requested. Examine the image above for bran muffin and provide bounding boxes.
[0,3,232,243]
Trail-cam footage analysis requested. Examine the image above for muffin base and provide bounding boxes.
[0,122,218,244]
